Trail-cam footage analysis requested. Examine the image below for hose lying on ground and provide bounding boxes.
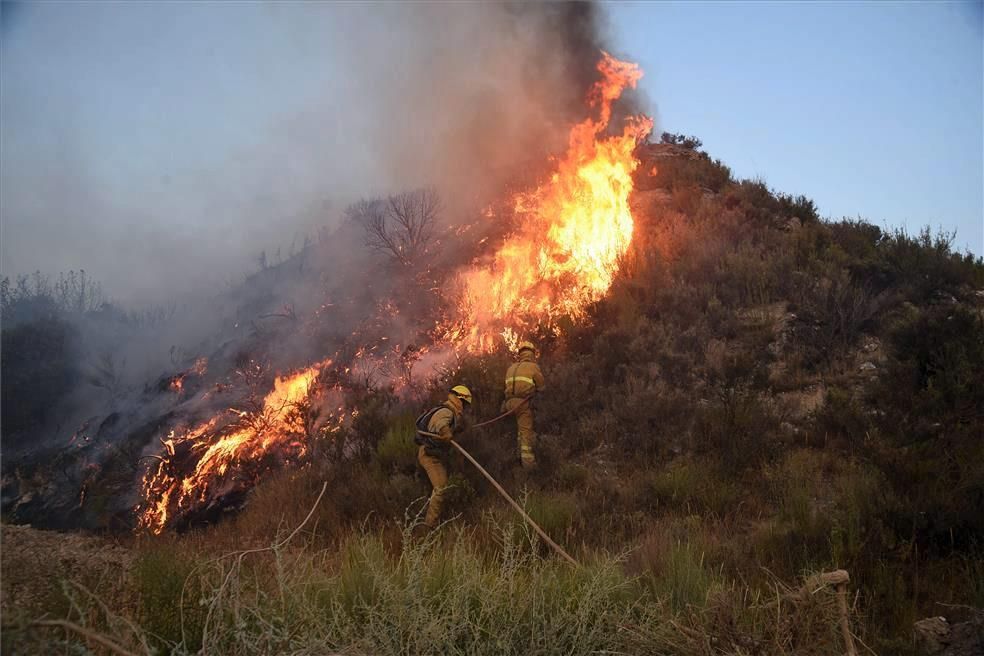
[449,438,580,568]
[418,395,578,567]
[417,414,579,568]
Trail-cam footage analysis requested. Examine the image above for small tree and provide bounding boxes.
[349,187,440,267]
[660,132,703,150]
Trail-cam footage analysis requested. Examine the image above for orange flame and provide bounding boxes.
[138,363,326,534]
[448,52,652,352]
[138,53,652,532]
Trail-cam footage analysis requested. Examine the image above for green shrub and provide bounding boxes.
[375,412,419,473]
[694,383,779,473]
[880,226,984,300]
[631,520,723,613]
[877,305,984,436]
[768,450,825,535]
[645,540,717,612]
[812,387,870,451]
[828,463,893,568]
[303,527,643,655]
[133,545,205,651]
[716,241,781,307]
[554,462,589,489]
[789,265,884,366]
[649,152,732,192]
[517,492,581,545]
[637,459,737,516]
[776,192,820,223]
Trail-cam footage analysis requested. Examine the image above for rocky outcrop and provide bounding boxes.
[915,613,984,656]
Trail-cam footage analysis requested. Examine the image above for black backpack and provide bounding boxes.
[414,405,456,447]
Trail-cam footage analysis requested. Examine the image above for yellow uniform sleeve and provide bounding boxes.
[427,408,456,442]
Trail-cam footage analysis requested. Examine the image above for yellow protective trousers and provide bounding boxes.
[505,397,536,468]
[418,445,449,527]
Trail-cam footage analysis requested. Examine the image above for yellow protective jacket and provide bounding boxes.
[426,394,465,443]
[504,351,545,400]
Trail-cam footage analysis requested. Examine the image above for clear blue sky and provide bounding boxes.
[1,2,981,303]
[610,1,983,254]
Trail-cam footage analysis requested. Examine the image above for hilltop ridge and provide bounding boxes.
[3,136,983,654]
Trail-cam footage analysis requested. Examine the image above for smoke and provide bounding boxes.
[2,3,639,528]
[1,2,616,306]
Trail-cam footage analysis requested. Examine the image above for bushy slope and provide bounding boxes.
[3,140,982,654]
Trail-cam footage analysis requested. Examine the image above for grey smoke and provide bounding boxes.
[1,2,617,306]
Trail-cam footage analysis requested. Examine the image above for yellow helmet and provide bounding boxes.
[517,340,536,354]
[450,384,473,405]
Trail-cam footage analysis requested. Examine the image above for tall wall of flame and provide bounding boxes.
[450,53,653,352]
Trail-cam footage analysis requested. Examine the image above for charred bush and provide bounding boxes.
[1,269,105,325]
[1,315,79,439]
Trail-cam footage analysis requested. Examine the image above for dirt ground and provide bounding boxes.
[1,523,132,625]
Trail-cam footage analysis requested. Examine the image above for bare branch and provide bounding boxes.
[349,188,440,267]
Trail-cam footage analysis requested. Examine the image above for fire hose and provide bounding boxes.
[470,396,530,429]
[418,396,580,568]
[449,438,579,568]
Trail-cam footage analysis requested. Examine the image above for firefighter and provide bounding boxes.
[503,341,545,469]
[415,385,473,528]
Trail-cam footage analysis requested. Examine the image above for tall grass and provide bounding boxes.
[9,512,861,655]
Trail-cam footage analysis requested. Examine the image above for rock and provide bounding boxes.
[861,336,881,353]
[916,617,951,653]
[859,362,877,373]
[915,614,984,656]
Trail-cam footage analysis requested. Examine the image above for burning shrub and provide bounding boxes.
[443,52,652,353]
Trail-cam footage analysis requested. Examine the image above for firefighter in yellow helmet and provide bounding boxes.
[414,385,473,528]
[503,341,545,469]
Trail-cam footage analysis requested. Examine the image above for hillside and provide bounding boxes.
[3,138,983,655]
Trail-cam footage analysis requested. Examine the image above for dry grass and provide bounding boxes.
[2,500,863,656]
